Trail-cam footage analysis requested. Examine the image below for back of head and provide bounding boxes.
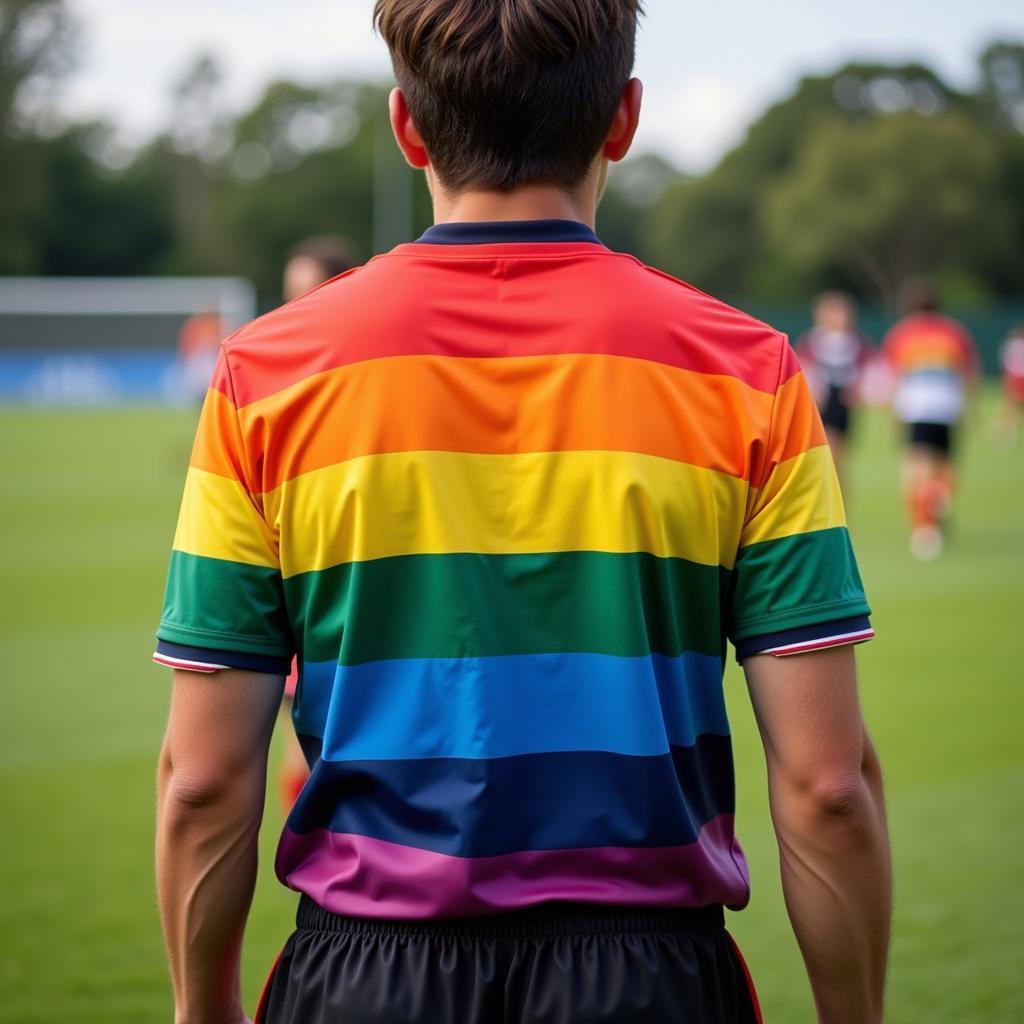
[374,0,642,192]
[898,276,939,316]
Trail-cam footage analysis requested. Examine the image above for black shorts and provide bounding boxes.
[908,422,953,456]
[256,896,762,1024]
[820,385,851,435]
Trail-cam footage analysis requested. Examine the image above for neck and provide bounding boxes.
[431,179,599,229]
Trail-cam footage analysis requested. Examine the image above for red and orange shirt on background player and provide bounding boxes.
[883,311,978,425]
[154,221,873,919]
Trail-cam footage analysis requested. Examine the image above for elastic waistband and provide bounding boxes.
[296,895,725,939]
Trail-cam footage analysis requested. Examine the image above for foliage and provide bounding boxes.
[205,81,405,292]
[0,0,76,272]
[977,41,1024,133]
[0,0,75,134]
[760,112,1018,306]
[646,60,1022,304]
[0,8,1021,308]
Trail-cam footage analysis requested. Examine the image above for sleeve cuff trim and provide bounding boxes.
[153,640,292,675]
[764,627,875,657]
[152,652,225,673]
[736,615,874,661]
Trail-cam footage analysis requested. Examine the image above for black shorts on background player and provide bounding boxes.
[820,383,851,435]
[908,422,953,456]
[256,898,762,1024]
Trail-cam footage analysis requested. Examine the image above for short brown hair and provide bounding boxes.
[374,0,642,192]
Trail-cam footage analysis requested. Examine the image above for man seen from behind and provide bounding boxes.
[154,2,892,1021]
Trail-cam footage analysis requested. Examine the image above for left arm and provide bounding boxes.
[156,668,285,1024]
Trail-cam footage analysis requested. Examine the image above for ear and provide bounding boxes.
[602,78,643,163]
[389,87,430,169]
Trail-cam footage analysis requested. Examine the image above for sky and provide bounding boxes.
[62,0,1022,173]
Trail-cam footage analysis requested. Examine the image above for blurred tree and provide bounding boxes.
[976,42,1024,297]
[0,1,174,277]
[645,62,972,299]
[2,36,1021,309]
[0,127,177,276]
[760,112,1017,306]
[978,42,1024,133]
[207,81,398,296]
[164,54,233,271]
[0,0,76,271]
[0,0,75,133]
[31,124,176,275]
[600,153,686,256]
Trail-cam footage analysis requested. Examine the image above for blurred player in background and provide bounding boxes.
[795,291,872,488]
[883,278,979,560]
[176,310,223,407]
[992,324,1024,448]
[278,235,356,811]
[282,235,355,303]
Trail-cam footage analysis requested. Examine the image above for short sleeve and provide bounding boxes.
[729,343,873,661]
[153,349,293,674]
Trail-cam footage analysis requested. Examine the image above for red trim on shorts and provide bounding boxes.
[253,947,285,1024]
[728,934,764,1024]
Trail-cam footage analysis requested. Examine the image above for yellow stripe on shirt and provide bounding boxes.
[248,449,748,577]
[741,444,847,548]
[172,467,280,569]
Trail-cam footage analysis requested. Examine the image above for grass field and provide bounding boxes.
[1,398,1022,1023]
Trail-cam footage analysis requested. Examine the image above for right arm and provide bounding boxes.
[156,667,284,1024]
[153,346,295,1021]
[744,646,891,1024]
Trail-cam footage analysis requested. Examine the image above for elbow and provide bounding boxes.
[164,768,235,813]
[790,761,886,853]
[806,772,874,827]
[156,759,266,860]
[157,740,266,829]
[158,738,259,813]
[160,746,256,814]
[782,737,886,836]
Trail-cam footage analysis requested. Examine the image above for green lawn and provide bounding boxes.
[1,400,1021,1023]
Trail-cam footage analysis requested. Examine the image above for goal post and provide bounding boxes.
[0,276,257,405]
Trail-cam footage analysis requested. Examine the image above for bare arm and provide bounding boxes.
[156,668,285,1024]
[744,646,891,1024]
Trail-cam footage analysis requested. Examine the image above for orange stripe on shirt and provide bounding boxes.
[228,353,777,492]
[194,352,823,494]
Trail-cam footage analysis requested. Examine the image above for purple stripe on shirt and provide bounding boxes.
[275,813,749,919]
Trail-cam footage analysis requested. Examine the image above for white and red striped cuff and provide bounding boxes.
[760,626,875,657]
[735,614,874,661]
[152,651,228,673]
[152,640,293,675]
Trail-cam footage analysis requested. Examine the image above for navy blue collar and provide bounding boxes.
[416,219,602,245]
